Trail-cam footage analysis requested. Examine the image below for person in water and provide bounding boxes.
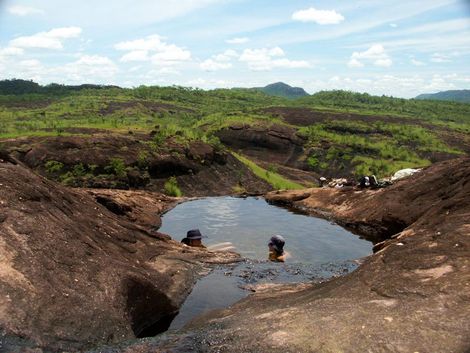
[181,229,206,248]
[268,234,286,262]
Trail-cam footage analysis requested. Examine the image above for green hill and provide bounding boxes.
[416,90,470,104]
[257,82,309,99]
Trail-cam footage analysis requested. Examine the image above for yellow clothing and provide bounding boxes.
[269,251,285,262]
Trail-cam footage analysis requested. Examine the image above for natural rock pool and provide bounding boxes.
[159,196,372,331]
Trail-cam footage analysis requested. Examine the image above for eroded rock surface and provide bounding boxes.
[120,157,470,353]
[0,157,238,352]
[216,124,306,167]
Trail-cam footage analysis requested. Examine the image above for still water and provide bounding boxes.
[159,197,372,331]
[160,196,371,265]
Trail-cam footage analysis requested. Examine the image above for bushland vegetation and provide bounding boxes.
[1,80,468,179]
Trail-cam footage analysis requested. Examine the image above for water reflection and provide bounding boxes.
[160,197,372,265]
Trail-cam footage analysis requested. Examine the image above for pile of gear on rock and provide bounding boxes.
[319,168,421,190]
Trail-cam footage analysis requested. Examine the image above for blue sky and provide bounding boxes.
[0,0,469,97]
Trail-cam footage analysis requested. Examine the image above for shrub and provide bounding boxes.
[45,160,64,174]
[307,155,319,169]
[164,176,182,197]
[87,164,98,174]
[105,158,127,178]
[137,150,149,169]
[72,163,87,177]
[59,171,75,186]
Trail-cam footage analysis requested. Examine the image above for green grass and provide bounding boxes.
[1,82,468,180]
[232,152,304,190]
[295,90,470,126]
[298,119,462,177]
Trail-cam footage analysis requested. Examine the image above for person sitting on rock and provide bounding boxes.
[268,235,287,262]
[359,175,370,188]
[181,229,206,248]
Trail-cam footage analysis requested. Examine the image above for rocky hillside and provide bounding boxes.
[2,132,270,196]
[114,157,470,353]
[1,82,469,186]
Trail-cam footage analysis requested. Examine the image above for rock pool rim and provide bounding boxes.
[158,196,372,335]
[160,194,373,245]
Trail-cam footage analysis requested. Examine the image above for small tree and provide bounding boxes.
[164,176,182,197]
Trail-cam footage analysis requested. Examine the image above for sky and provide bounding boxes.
[0,0,469,97]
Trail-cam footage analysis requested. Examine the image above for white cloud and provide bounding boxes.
[200,46,310,72]
[115,35,164,51]
[0,58,46,82]
[239,47,310,71]
[411,58,425,66]
[374,58,393,67]
[152,45,191,63]
[0,47,24,57]
[389,23,398,28]
[430,52,452,63]
[121,50,149,62]
[9,27,82,50]
[200,49,238,71]
[226,37,250,44]
[292,7,344,25]
[213,49,238,62]
[115,35,191,66]
[347,58,364,68]
[8,5,44,16]
[56,55,118,83]
[301,73,466,98]
[348,44,392,68]
[145,67,182,77]
[185,78,232,89]
[269,1,457,47]
[269,58,312,69]
[19,59,42,67]
[424,74,457,91]
[239,47,284,62]
[200,59,232,71]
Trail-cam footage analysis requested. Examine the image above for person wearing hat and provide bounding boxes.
[181,229,206,248]
[268,234,286,262]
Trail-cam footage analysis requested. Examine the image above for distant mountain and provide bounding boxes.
[257,82,309,99]
[416,90,470,104]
